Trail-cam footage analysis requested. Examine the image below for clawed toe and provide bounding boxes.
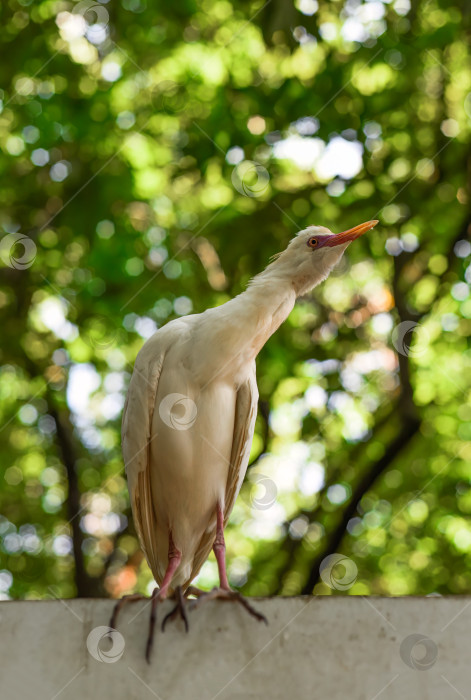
[106,584,265,664]
[189,587,267,624]
[108,592,149,631]
[145,588,161,664]
[108,589,164,664]
[161,586,189,633]
[229,591,268,624]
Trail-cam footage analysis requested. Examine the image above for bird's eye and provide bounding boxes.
[307,237,318,248]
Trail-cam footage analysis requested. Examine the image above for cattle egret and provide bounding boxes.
[110,219,378,661]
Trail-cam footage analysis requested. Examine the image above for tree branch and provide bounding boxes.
[297,206,471,593]
[47,391,101,597]
[301,416,421,594]
[274,403,398,593]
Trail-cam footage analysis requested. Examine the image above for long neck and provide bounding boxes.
[197,246,339,384]
[202,266,297,384]
[234,274,297,352]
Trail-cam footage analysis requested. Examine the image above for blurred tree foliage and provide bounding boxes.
[0,0,470,601]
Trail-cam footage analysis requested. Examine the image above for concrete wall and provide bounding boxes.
[1,597,470,700]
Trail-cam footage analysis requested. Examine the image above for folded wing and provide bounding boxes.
[121,337,166,582]
[188,364,258,583]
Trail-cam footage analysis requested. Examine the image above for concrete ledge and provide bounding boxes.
[1,597,469,700]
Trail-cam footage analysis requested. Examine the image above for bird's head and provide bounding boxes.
[269,219,379,296]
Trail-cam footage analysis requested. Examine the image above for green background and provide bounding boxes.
[0,0,470,600]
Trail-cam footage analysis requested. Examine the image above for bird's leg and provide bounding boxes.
[109,533,182,663]
[145,532,182,661]
[157,531,182,599]
[190,504,268,624]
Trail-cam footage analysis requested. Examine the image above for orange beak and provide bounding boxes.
[324,220,379,247]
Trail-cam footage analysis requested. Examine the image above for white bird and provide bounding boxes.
[110,219,378,660]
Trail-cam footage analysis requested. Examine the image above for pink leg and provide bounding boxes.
[146,532,182,662]
[213,503,230,590]
[189,506,267,624]
[110,532,185,663]
[159,532,182,599]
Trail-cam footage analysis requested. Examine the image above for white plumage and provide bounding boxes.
[120,221,377,601]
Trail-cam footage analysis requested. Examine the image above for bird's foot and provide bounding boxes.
[189,587,268,624]
[161,585,189,633]
[108,588,165,664]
